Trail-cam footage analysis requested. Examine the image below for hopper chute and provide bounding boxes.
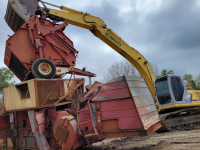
[5,0,38,32]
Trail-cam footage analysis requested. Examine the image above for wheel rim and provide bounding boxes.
[38,62,52,75]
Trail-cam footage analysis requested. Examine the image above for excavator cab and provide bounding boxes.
[155,75,192,111]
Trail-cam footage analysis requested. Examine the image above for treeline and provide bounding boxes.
[0,67,15,93]
[103,60,200,90]
[103,59,159,82]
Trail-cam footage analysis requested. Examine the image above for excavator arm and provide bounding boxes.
[39,3,156,96]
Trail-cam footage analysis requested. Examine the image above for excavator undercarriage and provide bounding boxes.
[158,108,200,132]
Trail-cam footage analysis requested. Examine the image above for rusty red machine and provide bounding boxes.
[5,15,95,81]
[0,4,161,150]
[0,76,161,150]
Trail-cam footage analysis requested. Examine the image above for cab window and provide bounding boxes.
[171,77,184,101]
[155,77,171,105]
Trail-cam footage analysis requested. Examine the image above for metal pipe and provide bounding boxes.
[38,0,60,8]
[89,77,91,85]
[146,63,153,81]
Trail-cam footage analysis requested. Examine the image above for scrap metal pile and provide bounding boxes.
[0,0,161,150]
[0,76,161,150]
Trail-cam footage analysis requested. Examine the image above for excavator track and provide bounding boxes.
[157,107,200,132]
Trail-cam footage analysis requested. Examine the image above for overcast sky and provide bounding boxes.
[1,0,200,84]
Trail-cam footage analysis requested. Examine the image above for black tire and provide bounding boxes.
[32,58,56,79]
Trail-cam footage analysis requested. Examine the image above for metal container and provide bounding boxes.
[3,78,85,112]
[77,76,161,146]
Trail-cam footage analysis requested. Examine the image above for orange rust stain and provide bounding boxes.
[5,55,10,61]
[135,80,140,84]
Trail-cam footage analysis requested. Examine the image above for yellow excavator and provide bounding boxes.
[5,0,200,131]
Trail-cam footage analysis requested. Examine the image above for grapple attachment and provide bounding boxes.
[5,0,38,32]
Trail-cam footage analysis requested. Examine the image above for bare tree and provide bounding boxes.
[151,63,159,77]
[104,59,158,82]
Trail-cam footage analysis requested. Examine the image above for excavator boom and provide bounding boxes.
[40,4,156,97]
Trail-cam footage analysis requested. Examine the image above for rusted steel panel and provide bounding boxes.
[94,87,131,101]
[92,77,130,101]
[129,87,152,97]
[102,80,128,90]
[85,84,92,91]
[78,106,93,131]
[101,131,147,138]
[100,99,137,120]
[147,121,162,134]
[90,103,96,127]
[85,81,103,97]
[140,111,160,129]
[0,115,10,139]
[55,125,69,143]
[36,80,64,107]
[53,115,79,150]
[10,109,64,149]
[35,111,45,134]
[126,80,147,88]
[118,117,141,129]
[100,99,143,129]
[134,95,155,107]
[137,104,157,115]
[56,111,70,119]
[105,76,126,84]
[102,120,118,131]
[124,76,160,130]
[28,110,51,150]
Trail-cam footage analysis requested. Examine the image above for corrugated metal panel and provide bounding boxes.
[81,76,160,133]
[105,76,125,84]
[100,99,143,129]
[94,77,130,101]
[125,76,160,130]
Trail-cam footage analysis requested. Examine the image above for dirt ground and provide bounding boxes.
[85,129,200,150]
